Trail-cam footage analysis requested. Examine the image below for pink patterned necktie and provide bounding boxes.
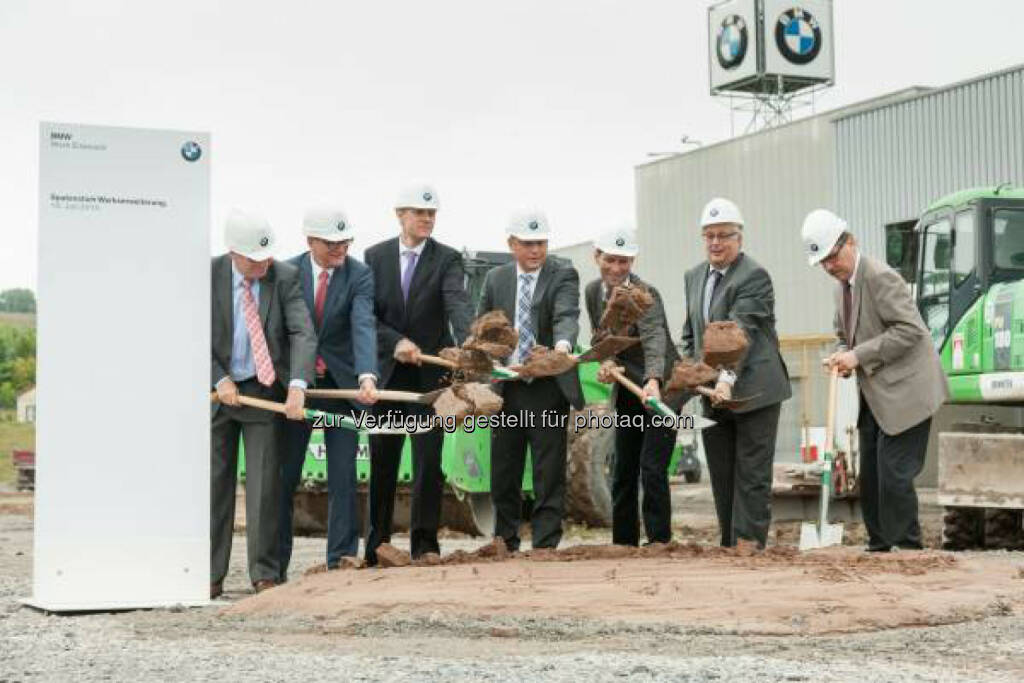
[242,279,276,387]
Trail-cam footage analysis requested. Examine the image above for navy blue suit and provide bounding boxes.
[278,252,377,576]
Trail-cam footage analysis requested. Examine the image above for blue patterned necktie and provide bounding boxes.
[516,273,536,363]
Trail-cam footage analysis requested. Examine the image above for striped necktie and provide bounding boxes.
[242,279,276,387]
[516,273,536,363]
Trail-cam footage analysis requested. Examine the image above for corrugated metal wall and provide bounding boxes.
[636,113,837,338]
[836,66,1024,259]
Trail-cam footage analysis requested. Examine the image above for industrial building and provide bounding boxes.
[553,64,1024,470]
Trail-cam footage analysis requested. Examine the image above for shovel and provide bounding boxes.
[306,387,447,405]
[605,366,716,431]
[209,392,425,435]
[418,353,521,381]
[798,367,844,550]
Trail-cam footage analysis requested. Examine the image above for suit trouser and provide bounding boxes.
[365,363,445,563]
[611,388,676,546]
[279,375,359,578]
[858,394,930,550]
[702,401,781,548]
[210,379,282,586]
[491,378,569,551]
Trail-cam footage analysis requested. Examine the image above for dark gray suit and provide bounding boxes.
[279,252,378,578]
[585,274,679,545]
[210,254,316,586]
[681,252,790,548]
[478,256,582,550]
[363,236,472,562]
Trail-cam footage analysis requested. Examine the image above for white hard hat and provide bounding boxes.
[801,209,848,265]
[594,225,639,257]
[303,206,355,242]
[506,210,551,240]
[225,209,275,261]
[395,183,440,210]
[700,197,744,228]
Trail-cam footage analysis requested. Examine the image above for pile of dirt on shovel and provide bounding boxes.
[439,346,494,381]
[599,284,654,333]
[516,345,577,378]
[432,382,504,422]
[665,358,719,392]
[463,311,518,359]
[703,321,749,369]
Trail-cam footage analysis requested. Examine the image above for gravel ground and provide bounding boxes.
[2,491,1024,681]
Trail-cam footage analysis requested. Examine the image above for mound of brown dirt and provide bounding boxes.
[703,321,749,369]
[665,358,719,391]
[439,347,494,380]
[433,382,504,422]
[599,284,654,333]
[375,543,411,568]
[517,346,577,378]
[467,311,518,358]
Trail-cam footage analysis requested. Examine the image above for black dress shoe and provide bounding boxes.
[866,544,892,553]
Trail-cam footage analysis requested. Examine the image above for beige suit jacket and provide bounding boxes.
[836,253,949,435]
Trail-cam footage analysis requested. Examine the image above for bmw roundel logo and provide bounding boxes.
[710,208,719,217]
[336,220,346,232]
[615,237,625,247]
[716,15,747,70]
[259,236,269,247]
[775,8,822,65]
[528,220,538,230]
[181,141,202,162]
[810,243,819,252]
[423,192,432,202]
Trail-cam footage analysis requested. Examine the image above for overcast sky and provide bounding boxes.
[2,0,1022,291]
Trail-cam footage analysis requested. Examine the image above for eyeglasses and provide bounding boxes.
[820,233,848,265]
[313,238,352,249]
[703,231,740,243]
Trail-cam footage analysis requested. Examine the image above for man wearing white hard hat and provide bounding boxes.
[802,209,947,552]
[680,198,791,549]
[478,210,583,551]
[587,226,680,546]
[278,207,380,579]
[363,183,473,564]
[210,210,316,598]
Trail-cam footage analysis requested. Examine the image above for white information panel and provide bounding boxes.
[30,123,210,611]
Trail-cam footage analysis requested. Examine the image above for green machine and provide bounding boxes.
[252,249,701,537]
[888,185,1024,549]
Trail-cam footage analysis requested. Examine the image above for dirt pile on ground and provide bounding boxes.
[666,358,719,391]
[228,544,1023,637]
[375,543,412,568]
[599,284,654,333]
[432,382,504,422]
[516,345,578,378]
[703,321,749,369]
[464,311,518,359]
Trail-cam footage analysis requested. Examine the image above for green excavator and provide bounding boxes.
[890,185,1024,549]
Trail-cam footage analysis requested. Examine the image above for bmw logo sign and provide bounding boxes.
[716,15,747,70]
[810,243,819,252]
[181,141,202,162]
[259,236,269,247]
[528,220,538,231]
[336,220,346,232]
[710,208,719,218]
[775,8,822,65]
[615,237,626,247]
[423,192,432,202]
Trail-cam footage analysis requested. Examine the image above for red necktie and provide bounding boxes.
[242,280,276,387]
[314,270,329,377]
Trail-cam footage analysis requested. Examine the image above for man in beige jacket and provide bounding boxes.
[802,209,949,551]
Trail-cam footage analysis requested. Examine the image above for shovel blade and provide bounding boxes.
[576,336,641,363]
[798,522,845,550]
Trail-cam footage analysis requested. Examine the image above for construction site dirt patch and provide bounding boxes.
[225,544,1024,636]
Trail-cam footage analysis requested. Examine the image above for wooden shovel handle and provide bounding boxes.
[419,354,458,369]
[307,388,425,403]
[209,391,287,415]
[825,367,839,455]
